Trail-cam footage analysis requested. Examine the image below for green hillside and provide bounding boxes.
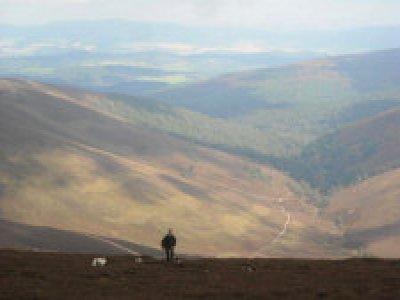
[53,86,287,156]
[285,108,400,195]
[155,49,400,157]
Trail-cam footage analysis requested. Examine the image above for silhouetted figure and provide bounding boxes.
[161,228,176,262]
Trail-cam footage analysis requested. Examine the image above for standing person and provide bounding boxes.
[161,228,176,262]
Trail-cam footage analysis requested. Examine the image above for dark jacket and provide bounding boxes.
[161,234,176,249]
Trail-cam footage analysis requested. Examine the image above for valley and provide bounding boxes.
[1,48,400,259]
[155,49,400,160]
[0,79,342,258]
[287,107,400,193]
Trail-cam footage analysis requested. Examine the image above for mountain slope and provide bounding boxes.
[0,79,342,257]
[156,48,400,116]
[154,49,400,156]
[325,168,400,258]
[0,218,159,256]
[37,84,288,157]
[288,107,400,193]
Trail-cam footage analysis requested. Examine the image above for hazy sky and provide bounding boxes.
[1,0,400,30]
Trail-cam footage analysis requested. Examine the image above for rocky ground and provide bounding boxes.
[0,250,399,299]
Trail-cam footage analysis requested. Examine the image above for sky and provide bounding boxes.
[1,0,400,30]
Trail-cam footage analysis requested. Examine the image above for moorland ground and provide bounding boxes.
[0,250,399,300]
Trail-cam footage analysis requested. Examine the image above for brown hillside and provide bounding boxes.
[0,79,342,257]
[0,218,159,256]
[326,168,400,258]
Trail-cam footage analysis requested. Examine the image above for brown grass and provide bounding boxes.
[327,168,400,257]
[1,250,399,300]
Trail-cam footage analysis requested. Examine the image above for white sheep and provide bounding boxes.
[91,257,107,267]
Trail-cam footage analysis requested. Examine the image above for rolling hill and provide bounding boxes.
[4,49,400,163]
[287,107,400,194]
[154,48,400,157]
[0,78,342,257]
[35,84,289,157]
[0,218,159,256]
[326,168,400,258]
[156,48,400,117]
[304,107,400,256]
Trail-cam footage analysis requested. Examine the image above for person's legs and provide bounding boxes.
[164,248,168,261]
[166,248,171,261]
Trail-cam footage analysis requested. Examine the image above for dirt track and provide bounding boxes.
[0,250,399,300]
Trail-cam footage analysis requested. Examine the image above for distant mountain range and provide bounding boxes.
[155,48,400,120]
[2,20,400,53]
[2,20,400,97]
[0,20,328,93]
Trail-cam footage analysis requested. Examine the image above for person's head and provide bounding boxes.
[168,228,173,235]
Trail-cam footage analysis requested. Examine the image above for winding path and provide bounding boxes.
[251,202,292,257]
[271,207,291,244]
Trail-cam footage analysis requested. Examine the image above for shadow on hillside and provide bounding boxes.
[344,221,400,248]
[0,218,160,256]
